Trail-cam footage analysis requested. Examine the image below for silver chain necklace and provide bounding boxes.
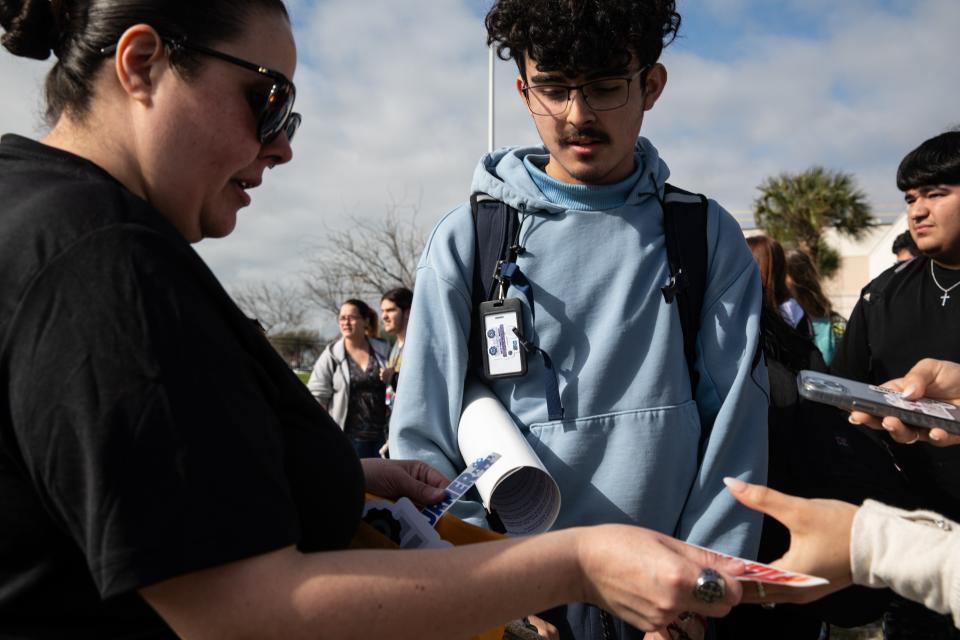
[931,261,960,307]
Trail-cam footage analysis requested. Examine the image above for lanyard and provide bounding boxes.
[495,260,565,421]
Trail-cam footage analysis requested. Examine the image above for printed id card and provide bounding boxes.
[479,298,527,379]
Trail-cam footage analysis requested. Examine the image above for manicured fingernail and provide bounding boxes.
[929,431,944,442]
[723,477,747,492]
[848,415,860,425]
[899,386,916,398]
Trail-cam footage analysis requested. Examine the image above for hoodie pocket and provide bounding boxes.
[527,401,701,532]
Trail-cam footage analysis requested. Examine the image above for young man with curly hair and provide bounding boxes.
[391,2,768,637]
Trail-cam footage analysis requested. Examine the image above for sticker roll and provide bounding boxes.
[457,380,561,535]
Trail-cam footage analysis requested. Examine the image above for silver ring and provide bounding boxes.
[693,568,725,603]
[906,432,921,445]
[756,582,767,599]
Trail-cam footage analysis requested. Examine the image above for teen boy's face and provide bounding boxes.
[905,184,960,266]
[517,56,666,186]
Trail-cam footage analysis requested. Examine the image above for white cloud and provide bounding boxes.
[651,0,960,216]
[2,0,958,298]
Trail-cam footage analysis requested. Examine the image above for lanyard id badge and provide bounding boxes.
[479,298,527,379]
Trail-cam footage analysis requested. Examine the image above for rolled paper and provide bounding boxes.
[458,380,561,534]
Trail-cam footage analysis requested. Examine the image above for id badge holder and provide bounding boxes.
[479,298,527,379]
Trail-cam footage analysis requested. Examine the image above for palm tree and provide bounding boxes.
[753,167,874,277]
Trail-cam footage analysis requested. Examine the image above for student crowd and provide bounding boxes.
[1,1,958,639]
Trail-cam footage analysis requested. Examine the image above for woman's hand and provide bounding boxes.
[725,478,856,605]
[361,458,448,507]
[576,525,744,632]
[849,358,960,446]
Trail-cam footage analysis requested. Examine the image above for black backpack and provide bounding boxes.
[468,182,709,419]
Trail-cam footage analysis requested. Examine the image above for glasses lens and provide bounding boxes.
[582,78,629,111]
[283,112,302,143]
[259,81,296,142]
[526,85,569,116]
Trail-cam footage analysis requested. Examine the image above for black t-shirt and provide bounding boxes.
[0,135,365,638]
[831,255,960,520]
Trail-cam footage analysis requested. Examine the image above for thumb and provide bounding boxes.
[400,473,447,506]
[897,369,932,401]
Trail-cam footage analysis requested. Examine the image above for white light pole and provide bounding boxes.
[487,45,495,152]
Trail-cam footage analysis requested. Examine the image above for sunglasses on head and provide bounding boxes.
[101,36,301,144]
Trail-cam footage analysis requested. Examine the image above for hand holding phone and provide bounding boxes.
[797,370,960,441]
[850,359,960,446]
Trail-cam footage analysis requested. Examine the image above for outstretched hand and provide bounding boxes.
[361,458,449,507]
[850,358,960,447]
[577,524,744,632]
[724,478,856,605]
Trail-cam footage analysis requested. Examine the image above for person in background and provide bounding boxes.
[785,248,847,365]
[892,230,920,264]
[747,236,810,338]
[363,303,381,339]
[377,286,412,457]
[379,286,413,393]
[0,3,747,637]
[308,299,390,458]
[831,130,960,640]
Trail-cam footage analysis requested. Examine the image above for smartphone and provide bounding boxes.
[797,370,960,435]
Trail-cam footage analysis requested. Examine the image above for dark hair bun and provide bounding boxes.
[0,0,58,60]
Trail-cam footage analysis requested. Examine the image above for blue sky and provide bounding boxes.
[1,0,958,293]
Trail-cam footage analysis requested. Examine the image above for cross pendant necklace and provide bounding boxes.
[930,261,960,307]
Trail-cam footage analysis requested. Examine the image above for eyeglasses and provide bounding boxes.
[100,37,301,144]
[521,66,651,117]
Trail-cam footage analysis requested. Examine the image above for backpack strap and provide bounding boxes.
[468,194,520,377]
[470,193,521,305]
[469,194,563,421]
[661,183,709,401]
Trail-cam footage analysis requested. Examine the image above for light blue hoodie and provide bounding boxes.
[390,138,768,557]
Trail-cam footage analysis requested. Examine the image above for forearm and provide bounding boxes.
[143,529,584,640]
[851,500,960,627]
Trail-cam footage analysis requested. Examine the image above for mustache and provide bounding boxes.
[559,127,610,145]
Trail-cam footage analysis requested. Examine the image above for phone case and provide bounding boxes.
[797,370,960,435]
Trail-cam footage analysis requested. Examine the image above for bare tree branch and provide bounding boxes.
[301,201,425,315]
[231,280,310,335]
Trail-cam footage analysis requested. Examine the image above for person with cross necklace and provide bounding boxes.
[831,130,960,640]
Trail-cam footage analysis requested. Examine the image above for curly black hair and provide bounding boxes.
[485,0,681,79]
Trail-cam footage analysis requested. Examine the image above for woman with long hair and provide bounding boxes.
[307,298,390,458]
[747,235,809,337]
[0,2,743,637]
[785,249,847,365]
